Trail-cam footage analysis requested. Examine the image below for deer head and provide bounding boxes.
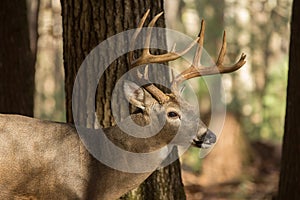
[117,10,246,152]
[122,80,216,150]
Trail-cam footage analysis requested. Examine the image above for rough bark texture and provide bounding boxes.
[134,149,185,200]
[62,0,185,199]
[278,1,300,199]
[0,0,35,116]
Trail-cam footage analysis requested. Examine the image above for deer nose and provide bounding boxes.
[192,129,217,149]
[204,129,216,144]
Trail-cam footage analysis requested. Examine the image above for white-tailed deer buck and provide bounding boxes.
[0,10,246,199]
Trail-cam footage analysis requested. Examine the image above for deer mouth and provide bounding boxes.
[192,129,216,149]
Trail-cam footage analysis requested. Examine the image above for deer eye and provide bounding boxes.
[167,111,180,119]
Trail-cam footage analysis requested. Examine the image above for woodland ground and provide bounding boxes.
[182,140,281,200]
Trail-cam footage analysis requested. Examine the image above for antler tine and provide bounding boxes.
[216,31,226,66]
[172,20,246,90]
[193,20,205,67]
[129,9,150,65]
[142,11,164,56]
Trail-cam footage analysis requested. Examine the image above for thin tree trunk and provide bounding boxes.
[0,0,35,116]
[278,1,300,199]
[62,1,185,199]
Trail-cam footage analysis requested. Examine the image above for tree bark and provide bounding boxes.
[62,0,185,199]
[0,0,35,116]
[278,1,300,199]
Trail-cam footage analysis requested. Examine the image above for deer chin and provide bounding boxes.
[192,129,216,149]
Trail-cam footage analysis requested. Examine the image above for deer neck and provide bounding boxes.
[103,111,175,153]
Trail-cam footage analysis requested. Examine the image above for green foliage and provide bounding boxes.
[181,148,202,173]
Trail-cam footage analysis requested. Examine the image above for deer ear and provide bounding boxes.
[123,80,150,110]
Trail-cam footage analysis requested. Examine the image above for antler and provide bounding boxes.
[129,10,246,102]
[171,20,246,91]
[129,9,198,103]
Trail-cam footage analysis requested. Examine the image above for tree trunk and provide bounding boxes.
[0,0,35,116]
[61,1,185,199]
[278,1,300,199]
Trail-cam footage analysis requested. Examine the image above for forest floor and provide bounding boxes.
[182,140,281,200]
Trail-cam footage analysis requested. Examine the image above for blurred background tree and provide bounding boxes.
[31,0,292,199]
[34,0,65,121]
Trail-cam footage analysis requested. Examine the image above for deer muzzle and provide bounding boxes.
[192,129,216,149]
